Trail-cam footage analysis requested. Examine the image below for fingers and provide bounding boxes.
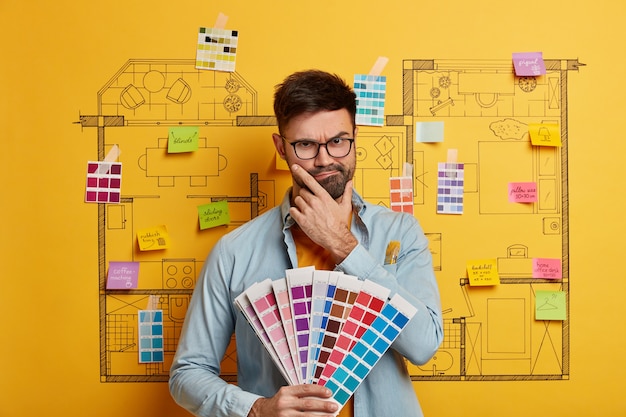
[291,164,326,196]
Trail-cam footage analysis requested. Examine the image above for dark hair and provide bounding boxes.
[273,70,357,134]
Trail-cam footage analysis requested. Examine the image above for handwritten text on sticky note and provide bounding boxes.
[137,225,171,251]
[509,182,537,203]
[467,259,500,286]
[512,52,546,76]
[107,261,139,289]
[168,126,199,153]
[198,200,230,230]
[533,258,562,279]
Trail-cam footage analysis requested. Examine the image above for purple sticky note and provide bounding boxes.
[107,261,140,289]
[512,52,546,76]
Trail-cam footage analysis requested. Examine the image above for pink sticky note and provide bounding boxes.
[533,258,562,279]
[107,261,140,289]
[509,182,537,203]
[512,52,546,76]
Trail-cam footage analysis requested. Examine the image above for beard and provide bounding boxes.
[301,163,355,200]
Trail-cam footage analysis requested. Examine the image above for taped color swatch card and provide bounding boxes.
[85,161,122,203]
[138,310,164,363]
[196,27,239,72]
[389,176,414,214]
[437,162,464,214]
[354,74,386,126]
[272,278,302,384]
[323,294,417,407]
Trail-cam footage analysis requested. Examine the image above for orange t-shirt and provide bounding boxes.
[291,225,355,417]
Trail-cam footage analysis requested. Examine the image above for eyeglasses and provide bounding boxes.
[281,136,355,160]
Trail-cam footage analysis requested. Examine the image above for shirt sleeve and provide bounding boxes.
[169,239,261,417]
[336,215,444,366]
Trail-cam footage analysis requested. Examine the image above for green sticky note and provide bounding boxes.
[198,200,230,230]
[535,290,566,321]
[168,126,199,153]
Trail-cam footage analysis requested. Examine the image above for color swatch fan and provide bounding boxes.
[234,267,417,410]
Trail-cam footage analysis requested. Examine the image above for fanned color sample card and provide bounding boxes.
[138,310,164,363]
[437,162,464,214]
[195,27,238,72]
[85,161,122,203]
[354,74,386,126]
[234,268,417,412]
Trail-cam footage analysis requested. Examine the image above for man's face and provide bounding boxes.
[273,109,357,200]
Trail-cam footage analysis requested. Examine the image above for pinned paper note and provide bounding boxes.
[533,258,562,279]
[106,261,139,289]
[415,121,444,143]
[168,126,199,153]
[198,200,230,230]
[512,52,546,76]
[196,13,238,72]
[136,225,171,251]
[509,182,537,203]
[466,259,500,286]
[528,123,561,147]
[535,290,566,320]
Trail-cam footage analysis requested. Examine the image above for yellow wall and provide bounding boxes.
[1,0,625,416]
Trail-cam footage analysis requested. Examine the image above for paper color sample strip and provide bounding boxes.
[85,161,122,203]
[354,74,386,126]
[138,310,164,363]
[272,279,302,384]
[389,176,414,214]
[317,280,391,386]
[312,274,362,384]
[323,294,417,407]
[286,267,315,382]
[196,27,238,72]
[246,279,300,385]
[437,162,464,214]
[235,288,293,384]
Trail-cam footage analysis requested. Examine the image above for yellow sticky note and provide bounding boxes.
[198,200,230,230]
[466,259,500,286]
[136,225,171,251]
[535,290,566,320]
[528,123,561,147]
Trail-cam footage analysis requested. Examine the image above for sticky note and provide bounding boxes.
[106,261,139,289]
[136,225,171,251]
[466,259,500,286]
[533,258,562,279]
[512,52,546,76]
[509,182,537,203]
[198,200,230,230]
[528,123,561,147]
[415,121,444,143]
[168,126,199,153]
[535,290,566,320]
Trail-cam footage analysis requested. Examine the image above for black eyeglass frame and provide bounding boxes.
[280,136,355,160]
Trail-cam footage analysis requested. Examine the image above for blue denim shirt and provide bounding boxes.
[169,190,443,417]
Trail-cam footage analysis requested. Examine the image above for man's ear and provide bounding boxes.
[272,133,286,159]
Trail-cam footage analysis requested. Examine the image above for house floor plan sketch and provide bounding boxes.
[78,58,581,382]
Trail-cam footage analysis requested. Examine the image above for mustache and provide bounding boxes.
[307,164,345,176]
